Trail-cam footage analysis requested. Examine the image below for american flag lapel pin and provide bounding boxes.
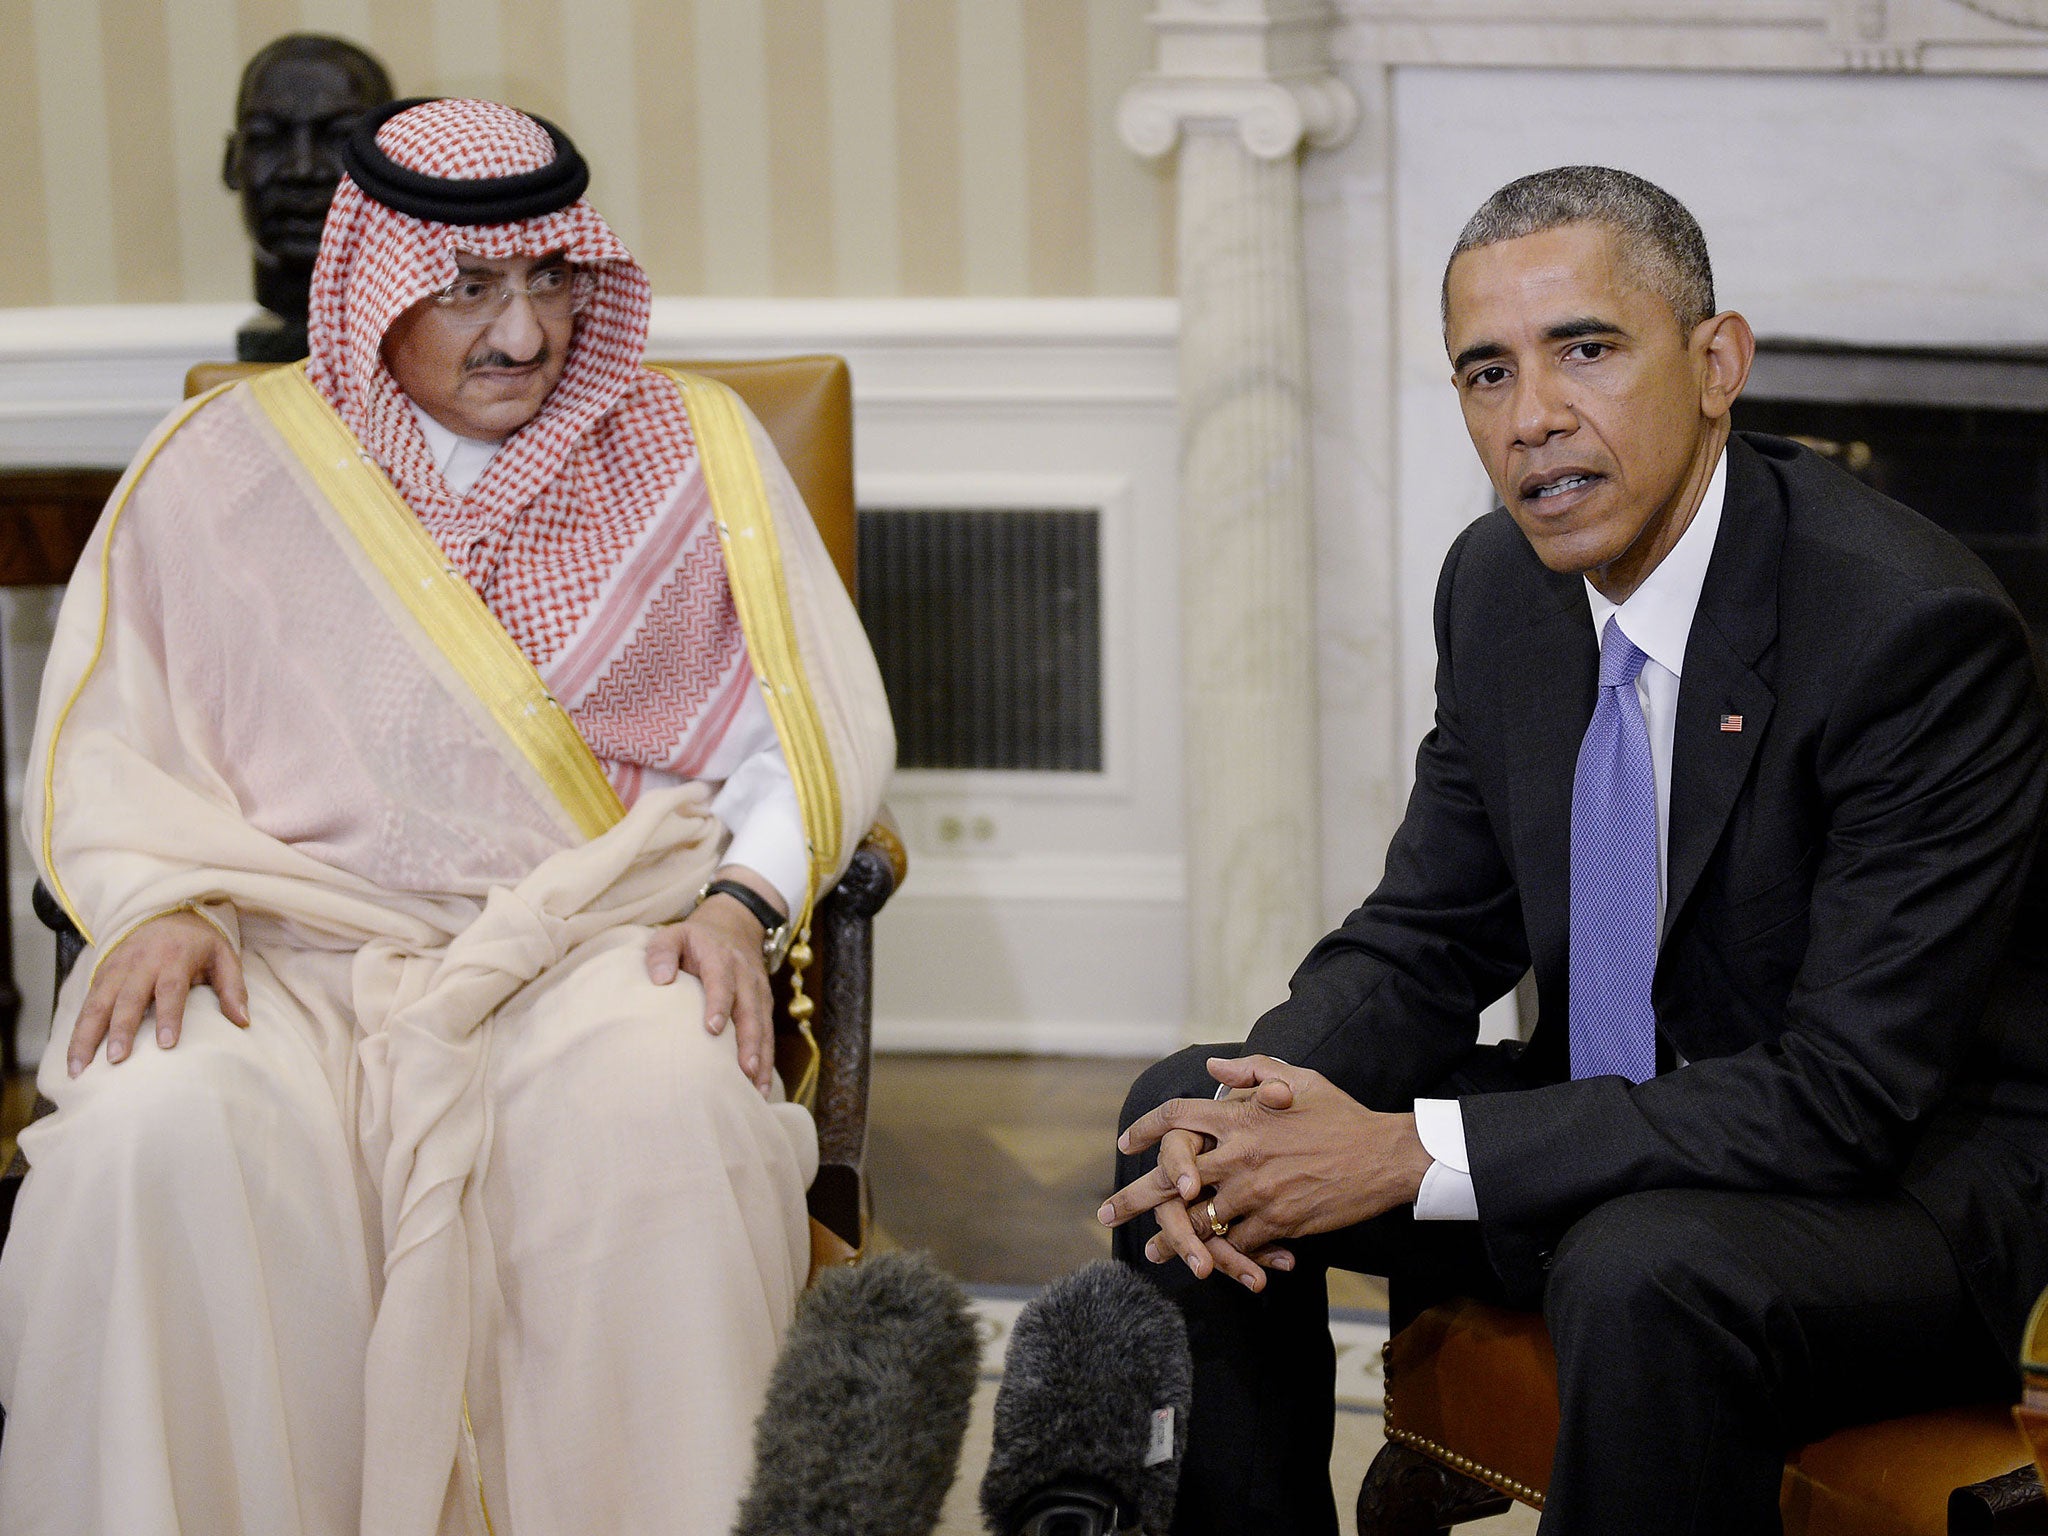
[1720,714,1744,733]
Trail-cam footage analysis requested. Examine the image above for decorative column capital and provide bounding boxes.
[1118,0,1359,161]
[1829,0,1923,70]
[1827,0,2048,70]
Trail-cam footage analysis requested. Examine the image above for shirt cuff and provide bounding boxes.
[712,761,809,919]
[1412,1098,1479,1221]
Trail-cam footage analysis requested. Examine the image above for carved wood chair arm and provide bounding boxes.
[781,814,904,1251]
[826,814,906,921]
[32,881,84,986]
[1947,1463,2046,1531]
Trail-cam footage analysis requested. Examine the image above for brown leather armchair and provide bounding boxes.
[1359,1296,2047,1535]
[1,354,900,1268]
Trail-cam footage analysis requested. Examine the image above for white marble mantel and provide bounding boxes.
[1332,0,2048,74]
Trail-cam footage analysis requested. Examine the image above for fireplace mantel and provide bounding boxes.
[1332,0,2048,74]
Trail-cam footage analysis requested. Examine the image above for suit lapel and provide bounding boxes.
[1503,564,1598,943]
[1664,436,1784,936]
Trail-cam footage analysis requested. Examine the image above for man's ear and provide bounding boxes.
[222,132,243,193]
[1696,309,1755,421]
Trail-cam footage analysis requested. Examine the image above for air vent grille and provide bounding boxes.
[856,508,1102,772]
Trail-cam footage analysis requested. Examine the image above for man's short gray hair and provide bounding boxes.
[1441,166,1715,333]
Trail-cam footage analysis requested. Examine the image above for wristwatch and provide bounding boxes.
[696,877,794,971]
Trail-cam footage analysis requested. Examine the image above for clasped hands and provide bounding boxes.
[1097,1055,1434,1293]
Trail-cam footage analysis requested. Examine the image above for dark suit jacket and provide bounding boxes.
[1243,432,2048,1347]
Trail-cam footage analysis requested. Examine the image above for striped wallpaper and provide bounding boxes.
[0,0,1173,307]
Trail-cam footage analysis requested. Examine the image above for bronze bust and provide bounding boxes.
[222,35,394,361]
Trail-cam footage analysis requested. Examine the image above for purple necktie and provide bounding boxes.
[1569,617,1659,1083]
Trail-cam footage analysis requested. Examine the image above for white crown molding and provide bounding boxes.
[0,297,1180,467]
[1119,0,1360,160]
[0,302,252,360]
[642,296,1179,351]
[651,297,1179,411]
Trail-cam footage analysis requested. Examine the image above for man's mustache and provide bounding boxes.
[465,345,550,372]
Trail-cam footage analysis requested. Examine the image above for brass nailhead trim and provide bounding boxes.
[1381,1361,1548,1510]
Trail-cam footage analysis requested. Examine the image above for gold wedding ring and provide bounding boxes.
[1206,1199,1229,1239]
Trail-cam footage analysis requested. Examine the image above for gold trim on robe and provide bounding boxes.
[40,382,238,944]
[656,367,844,928]
[247,364,626,842]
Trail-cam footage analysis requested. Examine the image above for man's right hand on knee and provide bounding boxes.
[70,909,250,1076]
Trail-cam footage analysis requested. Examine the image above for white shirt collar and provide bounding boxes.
[1583,445,1728,679]
[408,400,503,499]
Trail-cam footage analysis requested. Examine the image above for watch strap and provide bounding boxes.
[697,878,793,970]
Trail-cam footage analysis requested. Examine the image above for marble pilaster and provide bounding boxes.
[1121,1,1357,1038]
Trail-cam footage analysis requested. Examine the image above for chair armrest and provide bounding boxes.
[32,881,85,992]
[1948,1462,2045,1531]
[826,814,906,920]
[784,817,904,1248]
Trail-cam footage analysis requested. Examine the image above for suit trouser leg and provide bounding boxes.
[1539,1185,2012,1536]
[1114,1045,1509,1536]
[1118,1047,2017,1536]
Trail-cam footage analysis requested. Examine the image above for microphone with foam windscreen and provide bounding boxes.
[731,1250,982,1536]
[980,1260,1194,1536]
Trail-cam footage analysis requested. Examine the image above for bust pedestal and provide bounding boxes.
[237,261,311,363]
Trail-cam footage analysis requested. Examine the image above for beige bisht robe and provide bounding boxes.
[0,366,893,1536]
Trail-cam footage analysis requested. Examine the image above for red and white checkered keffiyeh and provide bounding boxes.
[306,98,751,791]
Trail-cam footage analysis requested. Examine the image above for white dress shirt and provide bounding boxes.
[1413,447,1729,1220]
[410,403,811,915]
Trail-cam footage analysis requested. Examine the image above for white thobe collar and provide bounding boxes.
[1583,445,1728,672]
[409,400,503,499]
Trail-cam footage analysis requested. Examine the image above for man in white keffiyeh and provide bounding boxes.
[0,98,894,1536]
